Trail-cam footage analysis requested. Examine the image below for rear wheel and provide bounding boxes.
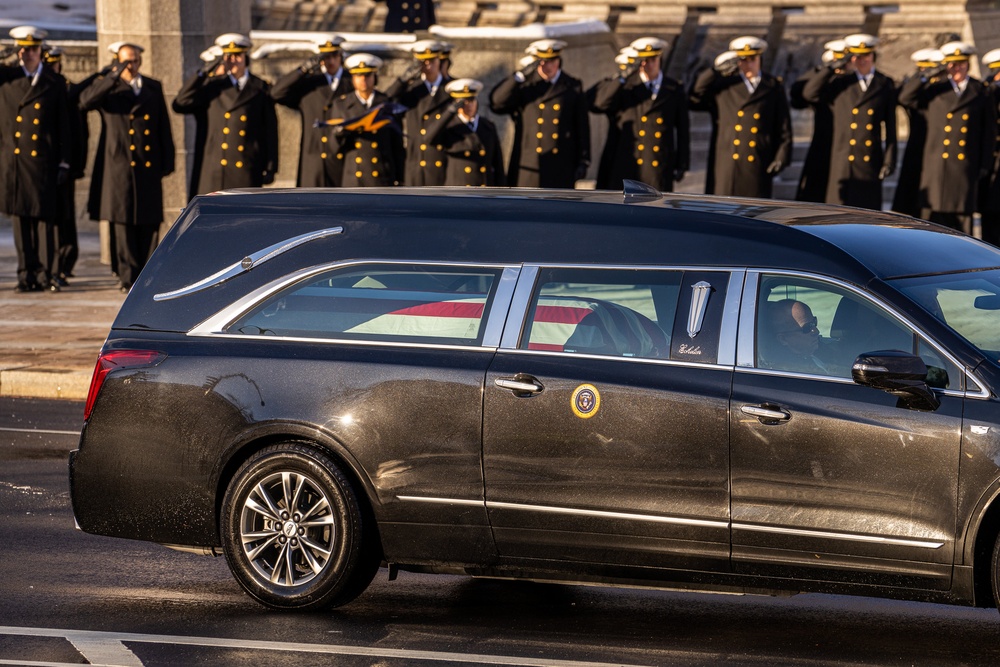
[221,442,379,610]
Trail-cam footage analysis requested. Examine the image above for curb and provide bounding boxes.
[0,367,92,401]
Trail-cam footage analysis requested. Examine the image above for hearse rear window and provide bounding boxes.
[227,264,502,346]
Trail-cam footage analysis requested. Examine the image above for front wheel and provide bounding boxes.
[221,442,380,610]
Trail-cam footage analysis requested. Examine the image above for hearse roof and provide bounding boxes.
[115,187,1000,333]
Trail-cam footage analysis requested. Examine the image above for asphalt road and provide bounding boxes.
[3,397,1000,667]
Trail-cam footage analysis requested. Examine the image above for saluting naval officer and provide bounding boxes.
[271,34,353,187]
[976,48,1000,246]
[589,37,688,192]
[329,53,404,187]
[490,39,590,188]
[802,33,897,210]
[792,40,845,203]
[589,47,635,190]
[423,78,505,186]
[898,41,996,233]
[172,33,278,198]
[385,40,452,186]
[0,26,71,293]
[42,44,88,286]
[892,48,944,218]
[689,36,791,198]
[79,41,175,292]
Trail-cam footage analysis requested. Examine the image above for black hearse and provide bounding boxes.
[70,184,1000,613]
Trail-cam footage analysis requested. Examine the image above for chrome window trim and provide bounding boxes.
[500,347,734,372]
[732,523,945,550]
[717,270,744,367]
[737,269,988,399]
[154,226,344,301]
[187,333,501,353]
[499,265,538,349]
[188,259,519,349]
[396,496,945,549]
[480,267,521,348]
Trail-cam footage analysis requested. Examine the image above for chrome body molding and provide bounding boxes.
[487,501,731,529]
[154,227,344,301]
[395,496,484,507]
[395,496,946,549]
[732,523,946,549]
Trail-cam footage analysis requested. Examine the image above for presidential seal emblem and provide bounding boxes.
[571,384,601,419]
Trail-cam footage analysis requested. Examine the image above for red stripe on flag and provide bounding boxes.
[534,305,593,325]
[392,301,485,318]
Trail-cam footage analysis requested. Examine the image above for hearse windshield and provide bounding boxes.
[891,268,1000,362]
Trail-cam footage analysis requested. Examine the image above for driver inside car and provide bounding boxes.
[759,299,840,375]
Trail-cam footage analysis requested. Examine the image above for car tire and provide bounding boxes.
[221,442,380,610]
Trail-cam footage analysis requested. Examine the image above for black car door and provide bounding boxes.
[730,271,965,590]
[482,266,739,572]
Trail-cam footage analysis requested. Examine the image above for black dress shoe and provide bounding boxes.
[13,283,30,293]
[54,276,69,287]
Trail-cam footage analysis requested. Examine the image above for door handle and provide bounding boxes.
[740,404,791,424]
[495,376,543,395]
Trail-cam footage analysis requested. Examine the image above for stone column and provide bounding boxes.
[95,0,251,230]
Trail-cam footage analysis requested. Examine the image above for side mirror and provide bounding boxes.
[852,350,941,412]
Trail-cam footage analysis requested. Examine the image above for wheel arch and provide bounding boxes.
[213,422,383,553]
[965,480,1000,607]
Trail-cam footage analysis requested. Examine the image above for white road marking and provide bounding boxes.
[0,626,653,667]
[68,636,144,667]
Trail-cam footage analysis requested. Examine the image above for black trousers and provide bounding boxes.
[114,223,158,289]
[55,179,79,277]
[980,211,1000,247]
[12,216,55,287]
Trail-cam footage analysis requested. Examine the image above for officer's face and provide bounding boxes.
[19,44,41,70]
[322,52,342,73]
[224,52,247,79]
[947,60,969,83]
[639,56,661,79]
[118,47,142,79]
[738,54,761,78]
[459,98,478,118]
[420,57,441,80]
[851,52,874,75]
[537,57,560,81]
[353,71,375,95]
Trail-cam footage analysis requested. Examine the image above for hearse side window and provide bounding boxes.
[756,275,958,388]
[226,264,502,346]
[520,268,681,360]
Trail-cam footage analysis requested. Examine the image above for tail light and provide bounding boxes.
[84,350,165,421]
